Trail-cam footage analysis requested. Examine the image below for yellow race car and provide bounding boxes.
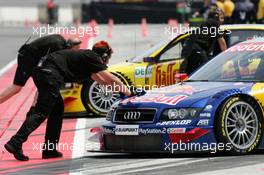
[61,24,264,117]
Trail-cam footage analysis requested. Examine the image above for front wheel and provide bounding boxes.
[215,97,262,154]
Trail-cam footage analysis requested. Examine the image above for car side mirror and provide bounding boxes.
[175,73,188,83]
[143,57,156,63]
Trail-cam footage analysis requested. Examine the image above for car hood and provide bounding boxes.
[108,62,148,72]
[119,81,254,108]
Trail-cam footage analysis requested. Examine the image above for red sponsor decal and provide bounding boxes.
[156,62,178,87]
[226,42,264,52]
[160,85,194,95]
[246,37,253,40]
[121,94,188,105]
[169,128,210,144]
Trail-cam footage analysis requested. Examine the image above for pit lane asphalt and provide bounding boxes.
[1,25,264,175]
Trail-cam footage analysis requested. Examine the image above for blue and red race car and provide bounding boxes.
[93,38,264,155]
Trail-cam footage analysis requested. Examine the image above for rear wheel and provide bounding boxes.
[215,97,262,154]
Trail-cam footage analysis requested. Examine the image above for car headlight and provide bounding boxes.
[106,101,120,121]
[106,109,115,121]
[161,108,202,120]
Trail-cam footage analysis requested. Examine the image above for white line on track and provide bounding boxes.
[87,37,94,50]
[71,118,87,159]
[189,162,264,175]
[0,58,16,156]
[70,36,94,175]
[82,159,184,174]
[112,159,215,175]
[71,36,94,158]
[0,58,17,76]
[82,158,214,175]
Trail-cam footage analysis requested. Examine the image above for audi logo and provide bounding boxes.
[124,111,141,120]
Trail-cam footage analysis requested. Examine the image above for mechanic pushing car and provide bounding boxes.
[180,7,227,75]
[1,34,81,161]
[5,41,131,161]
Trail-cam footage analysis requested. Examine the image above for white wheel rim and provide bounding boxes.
[88,82,120,113]
[225,101,258,150]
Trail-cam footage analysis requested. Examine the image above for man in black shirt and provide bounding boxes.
[0,34,81,104]
[5,41,131,161]
[2,34,81,161]
[180,7,227,75]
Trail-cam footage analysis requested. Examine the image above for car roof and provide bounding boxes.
[173,24,264,41]
[168,24,264,50]
[221,24,264,30]
[240,37,264,44]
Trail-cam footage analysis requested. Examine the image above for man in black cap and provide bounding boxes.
[180,7,227,75]
[1,34,81,161]
[5,41,131,161]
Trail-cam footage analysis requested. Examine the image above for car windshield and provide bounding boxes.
[189,42,264,82]
[228,29,264,46]
[128,40,168,63]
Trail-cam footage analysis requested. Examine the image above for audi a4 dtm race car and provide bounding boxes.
[96,38,264,154]
[61,24,264,117]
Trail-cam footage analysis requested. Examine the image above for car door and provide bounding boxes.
[147,35,187,88]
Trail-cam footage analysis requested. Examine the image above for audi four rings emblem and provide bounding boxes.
[124,111,141,120]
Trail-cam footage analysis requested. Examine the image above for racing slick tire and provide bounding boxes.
[81,74,131,117]
[215,96,263,155]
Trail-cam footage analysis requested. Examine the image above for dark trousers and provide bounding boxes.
[224,17,233,24]
[11,65,64,149]
[257,19,264,24]
[48,8,55,25]
[180,49,208,75]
